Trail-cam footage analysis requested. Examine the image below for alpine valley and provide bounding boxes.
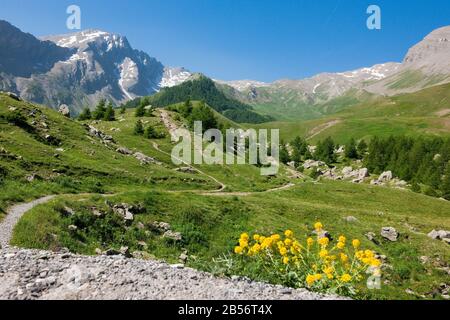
[0,19,449,301]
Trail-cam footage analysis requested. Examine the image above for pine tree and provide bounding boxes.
[279,141,290,164]
[180,99,193,118]
[345,138,358,159]
[135,104,146,117]
[92,99,106,120]
[188,101,217,132]
[357,139,368,158]
[144,125,157,139]
[103,102,116,121]
[78,107,92,121]
[314,137,336,165]
[134,120,144,135]
[119,105,126,114]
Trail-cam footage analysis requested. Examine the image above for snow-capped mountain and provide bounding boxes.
[219,62,401,105]
[0,21,192,113]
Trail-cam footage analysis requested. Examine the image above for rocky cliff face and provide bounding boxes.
[0,21,192,114]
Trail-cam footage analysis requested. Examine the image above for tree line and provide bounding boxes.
[280,135,450,200]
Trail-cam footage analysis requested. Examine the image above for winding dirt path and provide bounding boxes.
[306,119,341,140]
[0,196,56,248]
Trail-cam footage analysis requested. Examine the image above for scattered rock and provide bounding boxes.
[379,171,393,182]
[344,216,358,223]
[179,251,188,264]
[116,147,133,155]
[68,225,78,232]
[58,105,71,118]
[381,227,399,242]
[25,174,41,182]
[137,241,148,250]
[163,230,183,242]
[427,230,450,243]
[150,221,172,233]
[175,167,197,174]
[303,160,326,169]
[120,246,132,258]
[60,206,75,217]
[133,152,157,165]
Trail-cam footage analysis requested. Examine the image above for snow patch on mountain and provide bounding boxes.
[160,67,192,88]
[215,80,269,91]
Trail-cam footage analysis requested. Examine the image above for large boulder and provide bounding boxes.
[381,227,399,242]
[58,104,71,118]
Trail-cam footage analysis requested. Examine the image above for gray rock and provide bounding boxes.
[58,104,71,118]
[427,230,450,242]
[344,216,358,223]
[379,171,393,182]
[381,227,399,242]
[163,230,183,242]
[116,147,133,155]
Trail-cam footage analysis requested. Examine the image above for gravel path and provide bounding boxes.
[0,248,345,300]
[0,196,55,248]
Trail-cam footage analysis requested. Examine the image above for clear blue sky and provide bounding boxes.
[1,0,450,82]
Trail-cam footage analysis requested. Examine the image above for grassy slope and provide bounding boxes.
[2,94,450,299]
[13,180,450,300]
[0,94,219,216]
[252,83,450,144]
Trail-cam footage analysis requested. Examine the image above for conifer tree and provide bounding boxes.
[134,120,144,135]
[103,102,116,121]
[78,107,92,121]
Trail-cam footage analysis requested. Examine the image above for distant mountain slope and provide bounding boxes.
[258,82,450,144]
[366,26,450,95]
[0,21,193,114]
[147,75,273,123]
[218,26,450,121]
[0,21,73,78]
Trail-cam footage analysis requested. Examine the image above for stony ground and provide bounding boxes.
[0,247,344,300]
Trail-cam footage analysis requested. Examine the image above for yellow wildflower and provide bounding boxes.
[314,222,323,231]
[284,230,294,238]
[307,237,314,247]
[337,241,345,250]
[340,253,349,263]
[284,238,293,246]
[340,274,352,283]
[338,236,346,243]
[239,239,248,248]
[279,247,288,256]
[240,233,249,241]
[271,234,281,241]
[319,249,329,258]
[253,234,260,241]
[306,275,316,286]
[318,237,329,247]
[283,257,290,265]
[352,239,361,249]
[234,246,243,254]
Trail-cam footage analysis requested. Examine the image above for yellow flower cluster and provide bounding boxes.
[233,222,382,291]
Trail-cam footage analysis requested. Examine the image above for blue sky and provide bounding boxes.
[1,0,450,82]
